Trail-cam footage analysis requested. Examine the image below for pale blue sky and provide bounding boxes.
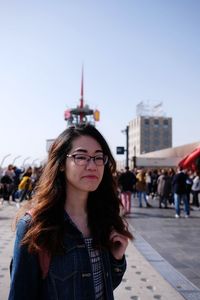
[0,0,199,166]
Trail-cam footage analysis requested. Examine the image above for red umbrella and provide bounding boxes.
[178,146,200,170]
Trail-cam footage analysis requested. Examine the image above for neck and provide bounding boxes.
[64,189,90,237]
[65,206,87,217]
[65,187,88,217]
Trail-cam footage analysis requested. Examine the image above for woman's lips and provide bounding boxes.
[82,175,99,180]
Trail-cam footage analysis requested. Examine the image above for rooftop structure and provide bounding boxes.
[136,101,165,117]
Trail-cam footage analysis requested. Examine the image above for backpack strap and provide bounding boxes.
[26,209,51,279]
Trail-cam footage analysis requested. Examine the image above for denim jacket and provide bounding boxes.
[9,211,126,300]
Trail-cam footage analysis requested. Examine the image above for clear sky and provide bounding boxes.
[0,0,199,167]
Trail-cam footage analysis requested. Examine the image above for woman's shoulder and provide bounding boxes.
[16,213,32,238]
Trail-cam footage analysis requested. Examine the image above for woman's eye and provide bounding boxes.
[76,155,87,160]
[95,156,104,161]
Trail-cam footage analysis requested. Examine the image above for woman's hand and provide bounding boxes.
[109,230,128,260]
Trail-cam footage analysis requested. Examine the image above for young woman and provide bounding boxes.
[9,124,133,300]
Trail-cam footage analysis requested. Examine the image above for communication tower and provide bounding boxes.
[64,67,100,126]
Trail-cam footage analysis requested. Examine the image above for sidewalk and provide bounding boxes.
[114,239,185,300]
[1,202,199,300]
[0,203,16,300]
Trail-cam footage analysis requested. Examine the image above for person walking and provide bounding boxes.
[118,167,136,214]
[9,124,133,300]
[136,170,152,208]
[0,164,14,204]
[191,171,200,207]
[12,167,24,202]
[172,167,190,218]
[17,167,33,202]
[157,169,172,208]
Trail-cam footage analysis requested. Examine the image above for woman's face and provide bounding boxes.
[64,135,106,193]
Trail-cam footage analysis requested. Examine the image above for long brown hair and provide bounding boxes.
[20,124,133,254]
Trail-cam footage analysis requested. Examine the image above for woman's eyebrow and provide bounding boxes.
[73,148,87,153]
[72,148,103,154]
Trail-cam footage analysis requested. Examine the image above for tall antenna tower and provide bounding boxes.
[64,67,100,126]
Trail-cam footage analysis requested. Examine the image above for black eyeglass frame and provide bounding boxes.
[66,154,108,166]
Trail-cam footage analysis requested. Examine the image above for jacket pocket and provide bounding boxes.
[47,247,79,299]
[50,247,78,280]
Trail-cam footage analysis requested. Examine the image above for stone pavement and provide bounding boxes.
[114,239,185,300]
[127,195,200,296]
[1,201,200,300]
[0,202,16,300]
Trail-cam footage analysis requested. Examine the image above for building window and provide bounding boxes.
[163,119,169,128]
[154,119,159,128]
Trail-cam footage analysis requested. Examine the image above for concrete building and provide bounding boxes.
[116,102,200,170]
[117,102,173,170]
[129,116,172,159]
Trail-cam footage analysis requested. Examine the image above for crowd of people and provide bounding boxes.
[1,162,200,218]
[117,166,200,218]
[0,164,42,207]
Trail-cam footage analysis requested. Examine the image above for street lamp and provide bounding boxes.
[22,157,31,167]
[32,158,40,167]
[121,126,129,168]
[0,153,11,168]
[12,155,21,165]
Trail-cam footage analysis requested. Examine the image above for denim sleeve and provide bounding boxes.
[8,217,41,300]
[109,253,127,289]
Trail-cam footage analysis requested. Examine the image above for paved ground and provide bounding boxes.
[114,241,186,300]
[127,196,200,290]
[1,198,200,300]
[0,202,16,300]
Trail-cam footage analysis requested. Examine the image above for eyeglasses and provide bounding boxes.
[66,154,108,166]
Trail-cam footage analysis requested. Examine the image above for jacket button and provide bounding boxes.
[82,272,91,278]
[114,268,121,272]
[77,244,85,248]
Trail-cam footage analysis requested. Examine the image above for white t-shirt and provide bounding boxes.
[192,176,200,191]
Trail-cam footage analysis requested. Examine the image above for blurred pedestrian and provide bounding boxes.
[172,167,190,218]
[191,171,200,207]
[136,170,152,208]
[0,164,14,203]
[157,169,172,208]
[118,167,136,214]
[17,167,33,202]
[12,167,24,202]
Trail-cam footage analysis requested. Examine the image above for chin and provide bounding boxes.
[84,183,100,192]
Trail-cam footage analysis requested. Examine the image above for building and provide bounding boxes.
[128,102,172,162]
[129,116,172,156]
[117,102,200,170]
